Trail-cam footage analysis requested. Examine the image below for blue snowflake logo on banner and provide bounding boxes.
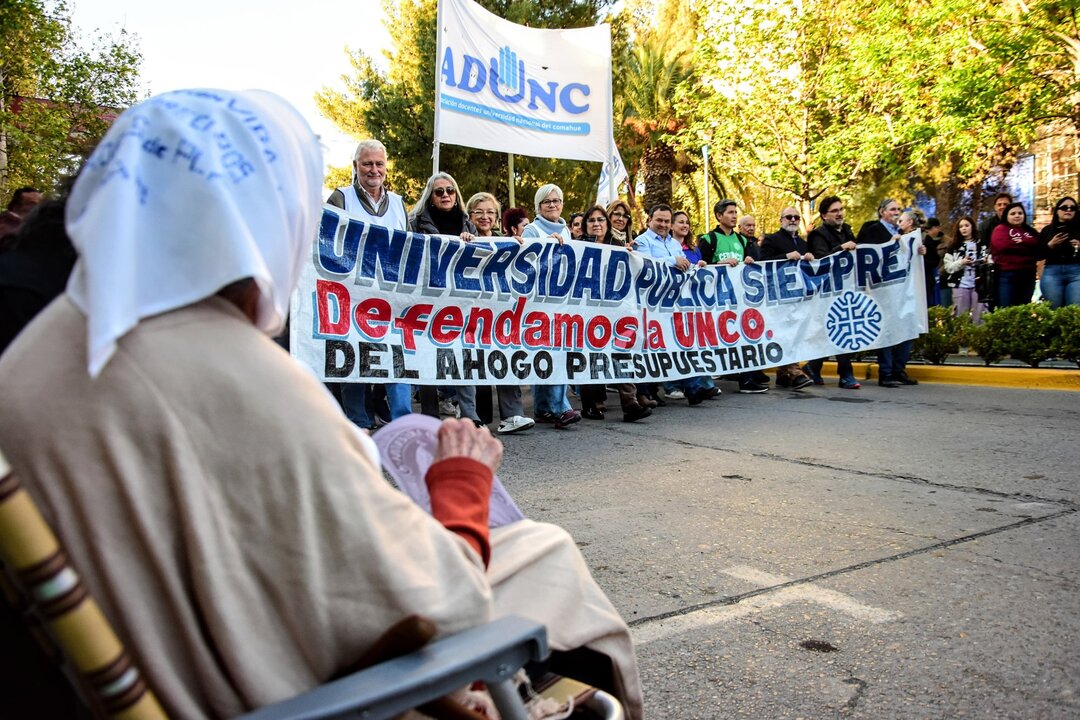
[826,291,882,351]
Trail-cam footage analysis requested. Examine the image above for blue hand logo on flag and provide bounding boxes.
[498,46,519,93]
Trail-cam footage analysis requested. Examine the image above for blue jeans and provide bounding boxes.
[1040,264,1080,309]
[996,269,1036,308]
[532,384,571,415]
[341,383,412,428]
[878,340,913,378]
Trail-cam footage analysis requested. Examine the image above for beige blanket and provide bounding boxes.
[0,296,642,718]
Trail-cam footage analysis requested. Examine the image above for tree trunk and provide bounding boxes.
[641,143,675,210]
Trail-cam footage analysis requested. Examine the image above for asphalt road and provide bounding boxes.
[494,379,1079,719]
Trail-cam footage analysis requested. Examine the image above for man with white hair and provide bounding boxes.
[325,139,414,428]
[0,89,642,719]
[761,207,815,389]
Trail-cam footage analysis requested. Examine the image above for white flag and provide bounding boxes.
[435,0,613,163]
[596,139,627,205]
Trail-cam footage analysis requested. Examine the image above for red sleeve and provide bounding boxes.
[989,224,1009,255]
[425,458,493,567]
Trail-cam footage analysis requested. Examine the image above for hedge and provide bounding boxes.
[910,302,1080,368]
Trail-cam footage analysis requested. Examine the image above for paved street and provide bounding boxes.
[496,380,1079,719]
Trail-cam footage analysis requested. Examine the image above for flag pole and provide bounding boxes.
[432,0,446,175]
[606,27,615,203]
[508,153,515,208]
[702,144,710,219]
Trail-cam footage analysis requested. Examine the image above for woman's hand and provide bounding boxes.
[434,418,503,475]
[1049,232,1068,248]
[460,232,474,242]
[548,232,564,244]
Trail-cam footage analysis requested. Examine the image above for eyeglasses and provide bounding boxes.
[540,198,563,207]
[609,211,627,219]
[586,217,606,223]
[432,187,456,198]
[1060,205,1077,211]
[470,209,497,216]
[782,214,801,221]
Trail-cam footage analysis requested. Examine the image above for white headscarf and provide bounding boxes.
[65,89,324,377]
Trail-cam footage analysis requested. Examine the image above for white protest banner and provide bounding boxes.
[291,205,928,385]
[434,0,612,162]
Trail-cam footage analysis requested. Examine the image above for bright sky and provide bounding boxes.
[69,0,393,172]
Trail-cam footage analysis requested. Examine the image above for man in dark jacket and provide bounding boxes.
[978,192,1012,245]
[760,208,814,389]
[805,196,860,389]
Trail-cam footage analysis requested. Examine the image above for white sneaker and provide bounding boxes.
[439,399,460,418]
[666,389,685,400]
[496,415,535,434]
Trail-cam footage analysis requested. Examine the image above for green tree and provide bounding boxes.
[679,0,913,227]
[315,0,614,214]
[0,0,142,196]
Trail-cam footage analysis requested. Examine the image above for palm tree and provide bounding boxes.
[619,34,693,209]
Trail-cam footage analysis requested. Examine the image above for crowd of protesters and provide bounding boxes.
[3,143,1079,428]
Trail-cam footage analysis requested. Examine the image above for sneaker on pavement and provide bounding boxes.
[582,406,605,420]
[554,408,582,428]
[839,377,862,390]
[703,386,721,399]
[438,399,460,417]
[738,380,769,394]
[496,415,535,434]
[789,374,813,390]
[622,405,652,422]
[752,370,771,385]
[665,389,685,400]
[535,411,559,423]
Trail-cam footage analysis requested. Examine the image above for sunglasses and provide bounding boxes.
[1060,205,1077,211]
[433,187,456,198]
[783,214,801,221]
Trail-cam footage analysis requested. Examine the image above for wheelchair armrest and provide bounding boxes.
[235,615,549,720]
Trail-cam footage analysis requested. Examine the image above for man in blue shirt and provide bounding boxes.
[633,204,720,405]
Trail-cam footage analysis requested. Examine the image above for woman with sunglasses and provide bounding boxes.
[410,173,481,427]
[989,202,1040,308]
[410,172,477,241]
[1038,197,1080,308]
[605,199,634,247]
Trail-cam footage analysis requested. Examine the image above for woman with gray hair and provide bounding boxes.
[522,184,571,242]
[410,172,476,241]
[520,183,579,428]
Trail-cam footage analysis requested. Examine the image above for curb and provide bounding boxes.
[820,362,1080,392]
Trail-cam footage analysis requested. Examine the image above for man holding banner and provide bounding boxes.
[327,140,414,428]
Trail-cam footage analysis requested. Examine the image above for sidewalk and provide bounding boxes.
[820,355,1080,391]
